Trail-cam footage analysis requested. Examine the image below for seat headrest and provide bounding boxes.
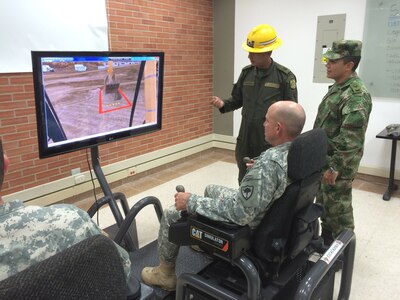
[287,129,327,180]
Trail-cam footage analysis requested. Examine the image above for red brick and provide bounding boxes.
[1,0,214,196]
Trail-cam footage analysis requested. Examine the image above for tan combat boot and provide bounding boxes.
[141,260,177,291]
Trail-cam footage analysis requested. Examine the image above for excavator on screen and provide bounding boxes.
[104,61,122,100]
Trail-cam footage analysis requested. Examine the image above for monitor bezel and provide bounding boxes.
[31,50,164,159]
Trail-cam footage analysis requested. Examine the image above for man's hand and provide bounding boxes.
[322,168,339,185]
[246,160,255,169]
[210,96,224,109]
[175,191,190,211]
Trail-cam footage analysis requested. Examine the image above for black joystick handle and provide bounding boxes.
[176,185,185,193]
[176,185,188,218]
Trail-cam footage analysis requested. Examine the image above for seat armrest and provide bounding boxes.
[169,213,251,263]
[196,214,245,230]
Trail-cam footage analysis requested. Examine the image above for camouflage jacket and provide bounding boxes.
[313,73,372,180]
[186,142,291,229]
[0,200,131,281]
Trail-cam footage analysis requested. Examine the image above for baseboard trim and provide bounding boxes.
[5,133,394,206]
[3,134,236,206]
[358,165,399,181]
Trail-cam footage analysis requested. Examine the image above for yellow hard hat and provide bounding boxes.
[242,24,282,53]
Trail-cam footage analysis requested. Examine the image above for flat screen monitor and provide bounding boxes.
[31,51,164,158]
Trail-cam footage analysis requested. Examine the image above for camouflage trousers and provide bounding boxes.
[316,179,354,238]
[157,184,237,263]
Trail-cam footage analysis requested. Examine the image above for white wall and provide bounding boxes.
[0,0,108,73]
[234,0,400,178]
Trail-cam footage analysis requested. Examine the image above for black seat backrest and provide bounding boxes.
[251,129,327,276]
[0,235,131,300]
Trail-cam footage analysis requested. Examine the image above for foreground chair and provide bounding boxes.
[0,234,138,299]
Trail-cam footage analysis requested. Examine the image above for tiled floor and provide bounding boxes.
[67,148,400,300]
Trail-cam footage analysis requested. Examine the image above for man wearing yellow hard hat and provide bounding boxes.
[211,24,298,184]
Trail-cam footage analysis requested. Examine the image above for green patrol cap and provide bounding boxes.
[323,40,362,60]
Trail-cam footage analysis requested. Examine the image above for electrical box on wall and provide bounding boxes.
[313,14,346,83]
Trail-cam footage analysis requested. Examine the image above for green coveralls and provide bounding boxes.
[220,59,298,183]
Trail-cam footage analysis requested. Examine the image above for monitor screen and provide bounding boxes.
[31,51,164,158]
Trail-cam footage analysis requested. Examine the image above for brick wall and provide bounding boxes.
[0,0,213,196]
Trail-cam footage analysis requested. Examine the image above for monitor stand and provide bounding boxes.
[87,145,139,251]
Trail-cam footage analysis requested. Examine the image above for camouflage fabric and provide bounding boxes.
[159,142,292,263]
[316,180,353,237]
[220,60,297,183]
[313,73,372,236]
[0,200,131,281]
[323,40,362,60]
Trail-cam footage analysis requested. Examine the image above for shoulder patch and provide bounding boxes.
[290,79,297,89]
[241,185,254,200]
[350,81,363,94]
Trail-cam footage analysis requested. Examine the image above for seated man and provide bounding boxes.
[0,139,131,282]
[141,101,306,291]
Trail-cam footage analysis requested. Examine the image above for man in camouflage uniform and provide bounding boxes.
[211,24,298,184]
[0,139,131,281]
[313,40,372,245]
[141,101,306,291]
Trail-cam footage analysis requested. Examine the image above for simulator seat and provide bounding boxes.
[168,128,356,299]
[0,234,152,300]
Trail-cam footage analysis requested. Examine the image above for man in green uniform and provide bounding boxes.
[211,24,298,183]
[313,40,372,245]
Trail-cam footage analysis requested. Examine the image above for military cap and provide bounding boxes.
[323,40,362,60]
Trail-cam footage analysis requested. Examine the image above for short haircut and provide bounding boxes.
[274,102,306,138]
[285,112,305,137]
[343,56,361,72]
